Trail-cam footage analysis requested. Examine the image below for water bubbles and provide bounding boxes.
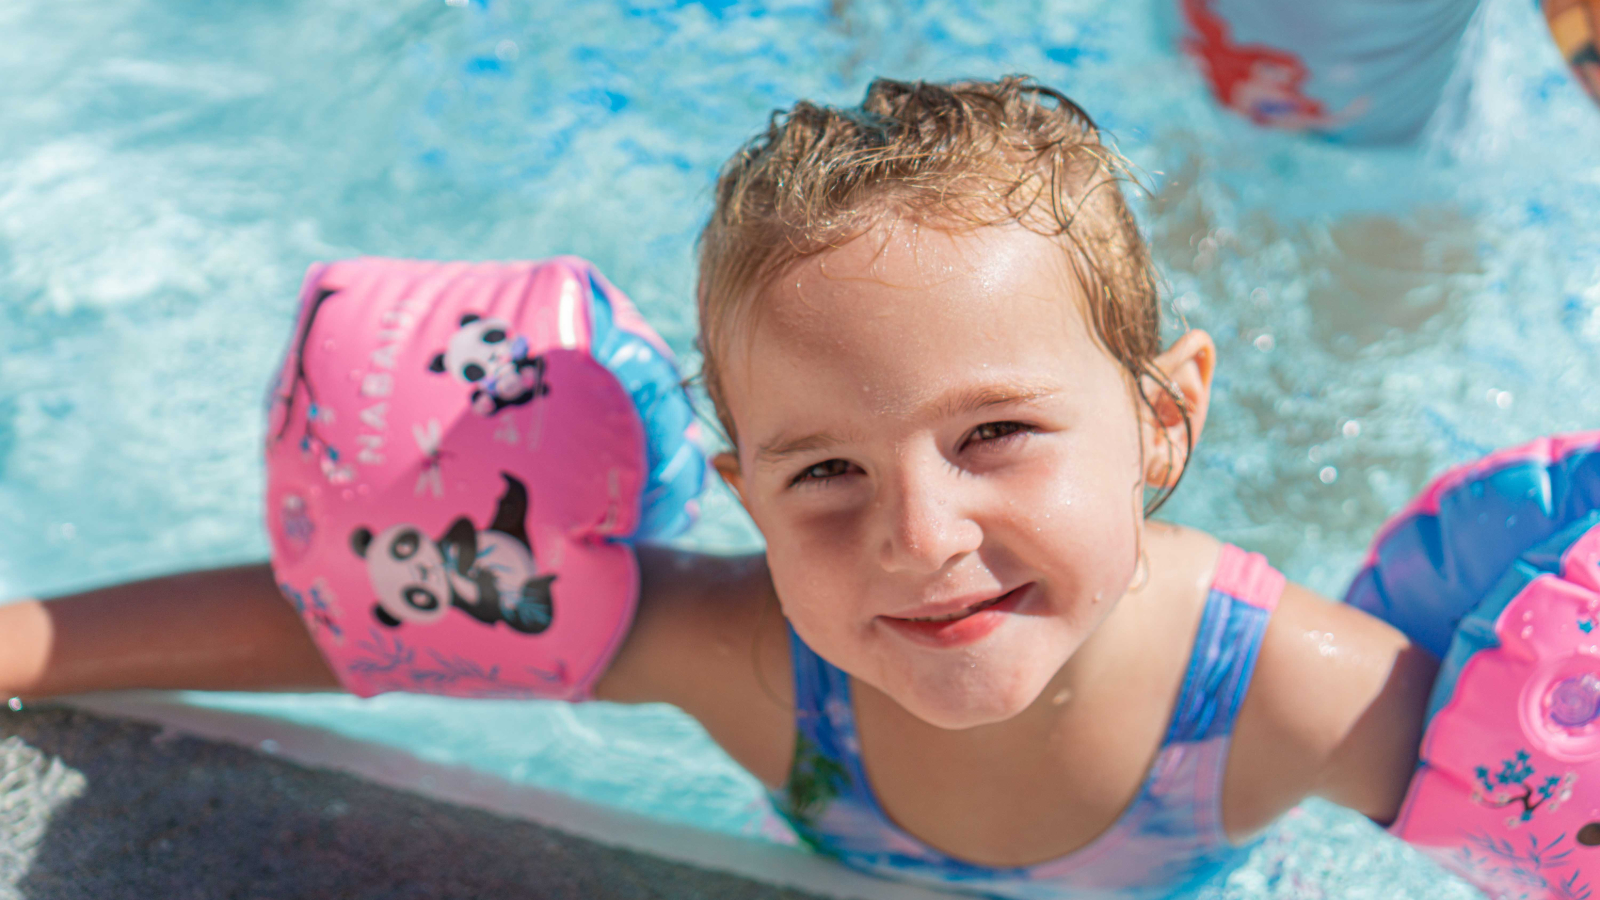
[1341,419,1361,438]
[445,0,468,6]
[6,697,21,712]
[495,40,519,62]
[1318,466,1338,484]
[259,739,281,754]
[1253,333,1275,352]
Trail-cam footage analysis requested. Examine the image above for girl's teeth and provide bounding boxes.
[905,593,1006,622]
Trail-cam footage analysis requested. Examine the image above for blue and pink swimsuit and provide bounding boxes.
[771,544,1286,900]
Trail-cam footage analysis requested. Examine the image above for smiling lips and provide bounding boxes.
[880,584,1032,649]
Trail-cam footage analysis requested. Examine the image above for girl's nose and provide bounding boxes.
[875,453,983,574]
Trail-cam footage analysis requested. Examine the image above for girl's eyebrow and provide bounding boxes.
[754,380,1058,467]
[756,432,842,466]
[928,381,1059,420]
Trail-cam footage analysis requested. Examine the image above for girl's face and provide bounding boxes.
[718,219,1185,730]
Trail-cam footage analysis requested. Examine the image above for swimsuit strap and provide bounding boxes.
[1166,542,1285,744]
[783,624,871,837]
[1150,543,1285,850]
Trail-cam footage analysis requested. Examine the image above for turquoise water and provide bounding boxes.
[3,0,1599,894]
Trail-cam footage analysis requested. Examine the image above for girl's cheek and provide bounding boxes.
[773,561,856,656]
[770,518,858,607]
[1025,448,1141,581]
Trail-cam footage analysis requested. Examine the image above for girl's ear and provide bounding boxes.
[713,452,749,507]
[1139,329,1216,489]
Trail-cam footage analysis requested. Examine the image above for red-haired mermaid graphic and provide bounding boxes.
[1180,0,1368,131]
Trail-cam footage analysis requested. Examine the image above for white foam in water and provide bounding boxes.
[2,0,1599,894]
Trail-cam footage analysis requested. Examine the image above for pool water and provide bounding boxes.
[3,0,1599,895]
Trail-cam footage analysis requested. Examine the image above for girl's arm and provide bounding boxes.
[595,546,796,788]
[0,563,339,699]
[0,551,796,788]
[1223,582,1439,837]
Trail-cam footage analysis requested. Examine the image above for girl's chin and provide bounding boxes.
[892,673,1050,730]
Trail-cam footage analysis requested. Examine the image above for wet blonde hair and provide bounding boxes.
[696,75,1188,511]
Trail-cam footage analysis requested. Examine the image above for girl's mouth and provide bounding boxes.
[879,584,1032,649]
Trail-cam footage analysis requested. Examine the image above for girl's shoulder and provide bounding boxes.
[593,546,796,788]
[1223,575,1437,839]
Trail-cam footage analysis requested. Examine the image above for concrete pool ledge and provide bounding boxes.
[0,694,961,900]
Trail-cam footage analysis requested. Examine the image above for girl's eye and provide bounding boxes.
[968,421,1029,447]
[791,458,854,486]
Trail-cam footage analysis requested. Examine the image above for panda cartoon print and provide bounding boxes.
[350,473,555,634]
[427,313,550,416]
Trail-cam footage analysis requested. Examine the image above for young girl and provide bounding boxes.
[0,77,1438,899]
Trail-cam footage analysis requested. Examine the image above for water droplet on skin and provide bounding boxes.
[1524,610,1535,622]
[1521,626,1535,640]
[1051,688,1072,705]
[1093,591,1104,603]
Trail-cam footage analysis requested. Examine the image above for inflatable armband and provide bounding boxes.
[263,257,705,700]
[1347,432,1600,898]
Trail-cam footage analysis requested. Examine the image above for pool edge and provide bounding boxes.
[56,692,959,900]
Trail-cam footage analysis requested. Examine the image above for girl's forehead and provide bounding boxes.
[752,221,1084,342]
[783,220,1074,306]
[721,221,1116,435]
